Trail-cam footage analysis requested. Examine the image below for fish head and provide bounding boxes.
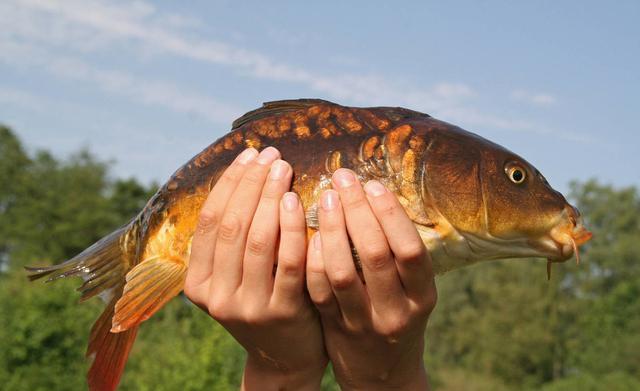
[421,125,591,270]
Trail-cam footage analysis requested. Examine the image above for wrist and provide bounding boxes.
[332,344,429,391]
[337,366,429,391]
[242,355,326,391]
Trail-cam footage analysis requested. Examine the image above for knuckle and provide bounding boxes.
[311,293,333,309]
[328,269,357,291]
[280,219,305,234]
[242,167,266,186]
[343,320,367,335]
[218,212,243,243]
[361,244,390,271]
[413,286,438,316]
[218,168,241,188]
[322,220,344,235]
[379,316,410,340]
[341,193,369,210]
[207,300,230,321]
[423,286,438,313]
[277,257,303,277]
[196,209,220,234]
[261,184,283,202]
[397,242,426,264]
[183,283,198,301]
[220,169,238,184]
[374,197,398,218]
[307,261,326,275]
[242,307,268,326]
[246,230,271,256]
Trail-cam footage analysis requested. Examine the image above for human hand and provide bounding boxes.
[184,147,327,391]
[306,169,437,390]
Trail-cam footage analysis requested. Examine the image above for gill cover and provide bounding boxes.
[423,130,485,235]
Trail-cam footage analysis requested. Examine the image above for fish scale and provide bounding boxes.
[26,98,591,391]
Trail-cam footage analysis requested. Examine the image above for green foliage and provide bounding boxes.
[1,126,638,390]
[426,179,640,390]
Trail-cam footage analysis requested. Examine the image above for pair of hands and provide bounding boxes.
[184,147,437,390]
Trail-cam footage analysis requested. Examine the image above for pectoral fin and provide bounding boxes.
[111,257,186,333]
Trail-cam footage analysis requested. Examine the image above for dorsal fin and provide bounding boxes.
[232,99,335,129]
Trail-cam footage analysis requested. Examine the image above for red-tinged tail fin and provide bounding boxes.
[111,256,186,333]
[26,226,137,390]
[25,226,129,303]
[87,295,139,391]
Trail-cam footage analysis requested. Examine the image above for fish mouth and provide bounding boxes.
[535,224,592,262]
[531,206,592,278]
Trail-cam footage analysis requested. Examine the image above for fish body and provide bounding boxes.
[27,99,591,390]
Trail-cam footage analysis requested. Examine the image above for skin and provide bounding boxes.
[185,148,436,390]
[308,169,437,390]
[27,100,590,391]
[184,147,327,390]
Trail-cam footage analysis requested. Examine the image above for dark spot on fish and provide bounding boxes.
[409,135,426,153]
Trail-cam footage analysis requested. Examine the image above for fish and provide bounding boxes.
[26,99,591,390]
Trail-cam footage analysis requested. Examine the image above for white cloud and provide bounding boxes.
[0,87,49,113]
[1,0,590,144]
[511,89,557,106]
[7,0,475,109]
[47,57,241,123]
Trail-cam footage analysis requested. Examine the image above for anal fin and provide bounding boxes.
[111,257,186,333]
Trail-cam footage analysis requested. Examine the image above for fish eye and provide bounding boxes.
[506,165,526,184]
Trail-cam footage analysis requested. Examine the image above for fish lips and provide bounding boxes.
[532,224,593,263]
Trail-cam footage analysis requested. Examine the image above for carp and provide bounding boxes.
[26,99,591,390]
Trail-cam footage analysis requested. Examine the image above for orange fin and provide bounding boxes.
[87,295,139,391]
[111,257,186,333]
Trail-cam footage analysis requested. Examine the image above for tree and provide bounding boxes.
[425,180,640,390]
[1,125,637,390]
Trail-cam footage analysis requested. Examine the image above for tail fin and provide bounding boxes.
[25,226,129,303]
[87,296,139,391]
[26,226,136,390]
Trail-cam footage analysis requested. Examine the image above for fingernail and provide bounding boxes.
[282,192,298,211]
[364,180,387,197]
[313,232,322,250]
[257,146,280,165]
[321,190,338,211]
[270,160,289,180]
[333,169,356,188]
[236,148,258,164]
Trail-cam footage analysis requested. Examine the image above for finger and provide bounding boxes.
[331,169,406,313]
[210,147,281,297]
[306,232,338,316]
[185,148,257,301]
[318,189,370,328]
[363,180,434,301]
[272,192,307,306]
[242,160,293,297]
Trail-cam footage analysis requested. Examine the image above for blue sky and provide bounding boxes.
[1,0,638,193]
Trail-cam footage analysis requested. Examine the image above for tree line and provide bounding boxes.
[1,125,638,390]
